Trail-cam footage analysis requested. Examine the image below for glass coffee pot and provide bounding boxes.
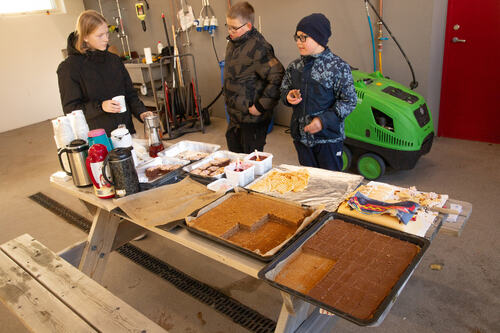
[144,113,165,157]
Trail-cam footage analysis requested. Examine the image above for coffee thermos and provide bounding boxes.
[88,128,113,152]
[57,139,92,187]
[102,148,140,198]
[86,144,115,199]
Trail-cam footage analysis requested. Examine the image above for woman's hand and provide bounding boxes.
[287,89,302,105]
[140,111,154,121]
[102,100,122,113]
[248,104,262,116]
[304,117,323,134]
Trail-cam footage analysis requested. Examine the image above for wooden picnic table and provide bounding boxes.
[49,172,471,332]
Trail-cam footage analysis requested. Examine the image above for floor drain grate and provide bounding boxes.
[118,243,276,333]
[29,192,91,233]
[29,192,277,333]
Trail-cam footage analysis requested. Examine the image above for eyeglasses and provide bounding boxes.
[225,22,247,32]
[293,34,310,43]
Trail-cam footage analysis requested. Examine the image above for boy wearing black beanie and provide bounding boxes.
[281,13,357,171]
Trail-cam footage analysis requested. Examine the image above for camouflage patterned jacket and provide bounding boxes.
[224,28,284,127]
[280,48,357,147]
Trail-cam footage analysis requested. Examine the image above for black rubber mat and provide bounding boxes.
[29,192,276,333]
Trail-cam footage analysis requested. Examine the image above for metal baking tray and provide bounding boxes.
[158,140,220,162]
[180,190,328,262]
[136,157,188,191]
[139,170,186,191]
[258,212,430,326]
[136,156,189,182]
[182,150,247,185]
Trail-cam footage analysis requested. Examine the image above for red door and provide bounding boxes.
[438,0,500,143]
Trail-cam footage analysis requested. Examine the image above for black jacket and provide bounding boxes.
[224,28,284,127]
[57,32,146,135]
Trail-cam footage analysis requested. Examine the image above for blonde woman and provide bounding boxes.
[57,10,152,136]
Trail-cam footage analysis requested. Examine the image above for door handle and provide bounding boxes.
[452,37,466,43]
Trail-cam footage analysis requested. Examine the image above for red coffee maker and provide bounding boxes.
[85,143,115,199]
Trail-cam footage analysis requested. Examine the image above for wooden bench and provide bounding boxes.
[0,234,166,333]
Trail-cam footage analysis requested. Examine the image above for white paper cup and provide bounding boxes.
[112,95,127,113]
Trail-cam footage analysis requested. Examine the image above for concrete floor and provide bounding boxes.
[1,116,499,333]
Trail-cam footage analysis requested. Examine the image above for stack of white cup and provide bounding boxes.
[67,110,90,140]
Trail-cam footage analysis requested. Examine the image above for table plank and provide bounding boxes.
[0,251,97,333]
[1,234,166,333]
[50,176,117,212]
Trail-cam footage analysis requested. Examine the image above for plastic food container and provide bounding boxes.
[158,140,220,161]
[224,162,255,187]
[182,150,247,181]
[244,151,273,176]
[207,178,234,193]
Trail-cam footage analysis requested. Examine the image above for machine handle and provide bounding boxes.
[57,148,72,176]
[452,37,466,43]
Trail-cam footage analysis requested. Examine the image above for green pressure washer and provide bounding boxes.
[341,70,434,180]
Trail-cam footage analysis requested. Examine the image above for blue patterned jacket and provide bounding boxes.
[280,48,357,147]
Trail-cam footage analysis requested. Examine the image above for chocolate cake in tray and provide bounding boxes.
[184,191,324,261]
[258,212,430,326]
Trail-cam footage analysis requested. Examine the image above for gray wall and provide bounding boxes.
[83,0,447,131]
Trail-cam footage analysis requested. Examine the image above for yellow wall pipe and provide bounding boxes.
[377,0,383,74]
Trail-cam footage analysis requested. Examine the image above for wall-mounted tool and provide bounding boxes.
[114,0,131,59]
[135,2,147,31]
[177,0,195,46]
[161,12,173,55]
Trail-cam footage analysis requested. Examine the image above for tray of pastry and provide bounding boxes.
[182,189,326,262]
[258,212,430,326]
[158,140,220,162]
[136,156,189,190]
[182,150,247,185]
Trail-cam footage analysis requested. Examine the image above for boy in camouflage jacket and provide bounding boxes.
[281,13,357,171]
[224,1,284,153]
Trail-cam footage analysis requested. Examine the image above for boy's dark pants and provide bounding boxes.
[293,141,343,171]
[226,122,270,153]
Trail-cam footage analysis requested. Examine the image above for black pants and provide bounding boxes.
[226,122,269,153]
[293,141,343,171]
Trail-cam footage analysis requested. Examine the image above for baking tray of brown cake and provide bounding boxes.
[258,212,430,326]
[181,190,327,262]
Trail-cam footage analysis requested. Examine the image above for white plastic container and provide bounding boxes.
[207,178,234,193]
[224,162,255,187]
[244,151,273,176]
